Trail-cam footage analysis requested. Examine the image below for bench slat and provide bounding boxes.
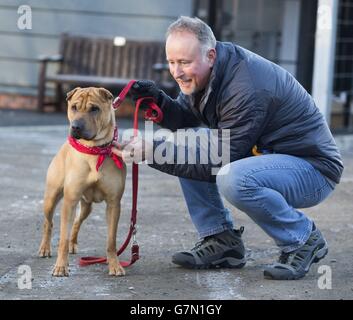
[38,34,178,112]
[46,74,132,86]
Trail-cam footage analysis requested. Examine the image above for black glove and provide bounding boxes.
[130,80,162,104]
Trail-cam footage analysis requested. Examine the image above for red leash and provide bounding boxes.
[78,80,162,268]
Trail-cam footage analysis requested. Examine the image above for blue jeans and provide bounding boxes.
[180,154,334,253]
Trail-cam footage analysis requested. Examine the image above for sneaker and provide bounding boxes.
[172,228,246,269]
[264,224,328,280]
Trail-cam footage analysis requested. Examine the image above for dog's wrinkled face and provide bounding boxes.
[66,87,114,140]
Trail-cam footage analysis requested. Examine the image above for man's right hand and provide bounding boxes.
[130,80,161,103]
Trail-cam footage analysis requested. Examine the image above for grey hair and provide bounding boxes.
[166,16,216,54]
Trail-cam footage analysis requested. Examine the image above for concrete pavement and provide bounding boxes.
[0,109,352,300]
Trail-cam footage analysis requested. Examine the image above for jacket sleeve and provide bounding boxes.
[157,91,202,131]
[148,91,272,182]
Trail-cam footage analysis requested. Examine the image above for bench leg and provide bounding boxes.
[55,84,64,112]
[37,64,46,112]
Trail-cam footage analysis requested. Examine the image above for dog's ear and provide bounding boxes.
[98,88,114,101]
[66,87,81,101]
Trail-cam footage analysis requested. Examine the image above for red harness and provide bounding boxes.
[71,80,162,268]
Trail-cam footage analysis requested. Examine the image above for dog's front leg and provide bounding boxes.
[53,197,78,276]
[39,188,63,257]
[69,199,92,254]
[106,201,125,276]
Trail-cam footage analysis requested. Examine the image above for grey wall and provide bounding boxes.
[0,0,193,95]
[220,0,285,64]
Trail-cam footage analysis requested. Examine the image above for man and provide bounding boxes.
[113,16,343,280]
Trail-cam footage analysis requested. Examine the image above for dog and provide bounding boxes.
[38,87,126,277]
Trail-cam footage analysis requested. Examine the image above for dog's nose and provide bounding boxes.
[71,119,85,138]
[71,124,81,133]
[71,120,84,131]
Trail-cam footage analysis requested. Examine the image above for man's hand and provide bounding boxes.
[111,137,153,164]
[130,80,161,103]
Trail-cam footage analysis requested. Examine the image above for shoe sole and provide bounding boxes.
[264,244,328,280]
[173,256,246,270]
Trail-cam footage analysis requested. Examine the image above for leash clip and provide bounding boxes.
[113,96,122,109]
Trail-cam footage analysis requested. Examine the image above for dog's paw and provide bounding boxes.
[108,262,125,276]
[52,265,69,277]
[69,242,78,254]
[38,245,51,258]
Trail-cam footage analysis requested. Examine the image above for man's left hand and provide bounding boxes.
[111,137,152,164]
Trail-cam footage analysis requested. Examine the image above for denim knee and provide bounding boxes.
[216,162,248,206]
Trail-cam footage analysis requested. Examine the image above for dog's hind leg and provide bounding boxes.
[69,199,92,254]
[38,187,63,258]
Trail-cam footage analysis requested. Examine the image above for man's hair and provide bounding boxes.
[166,16,216,54]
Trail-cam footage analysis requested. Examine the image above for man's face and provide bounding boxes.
[166,31,216,95]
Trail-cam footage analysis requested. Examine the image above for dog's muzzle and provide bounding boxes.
[70,119,93,140]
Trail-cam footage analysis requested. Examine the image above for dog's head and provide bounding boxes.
[66,87,114,141]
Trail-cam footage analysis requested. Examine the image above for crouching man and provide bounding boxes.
[113,16,343,280]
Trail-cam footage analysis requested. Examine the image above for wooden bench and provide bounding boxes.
[37,33,177,112]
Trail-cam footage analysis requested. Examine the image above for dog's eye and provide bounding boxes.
[90,105,100,113]
[71,104,77,111]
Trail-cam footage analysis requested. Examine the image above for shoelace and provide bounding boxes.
[190,227,246,257]
[191,238,209,251]
[278,252,290,264]
[191,232,241,252]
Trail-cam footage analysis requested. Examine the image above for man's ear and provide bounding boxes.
[66,87,81,101]
[207,48,216,67]
[98,88,114,101]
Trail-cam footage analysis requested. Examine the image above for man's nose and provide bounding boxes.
[172,64,184,79]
